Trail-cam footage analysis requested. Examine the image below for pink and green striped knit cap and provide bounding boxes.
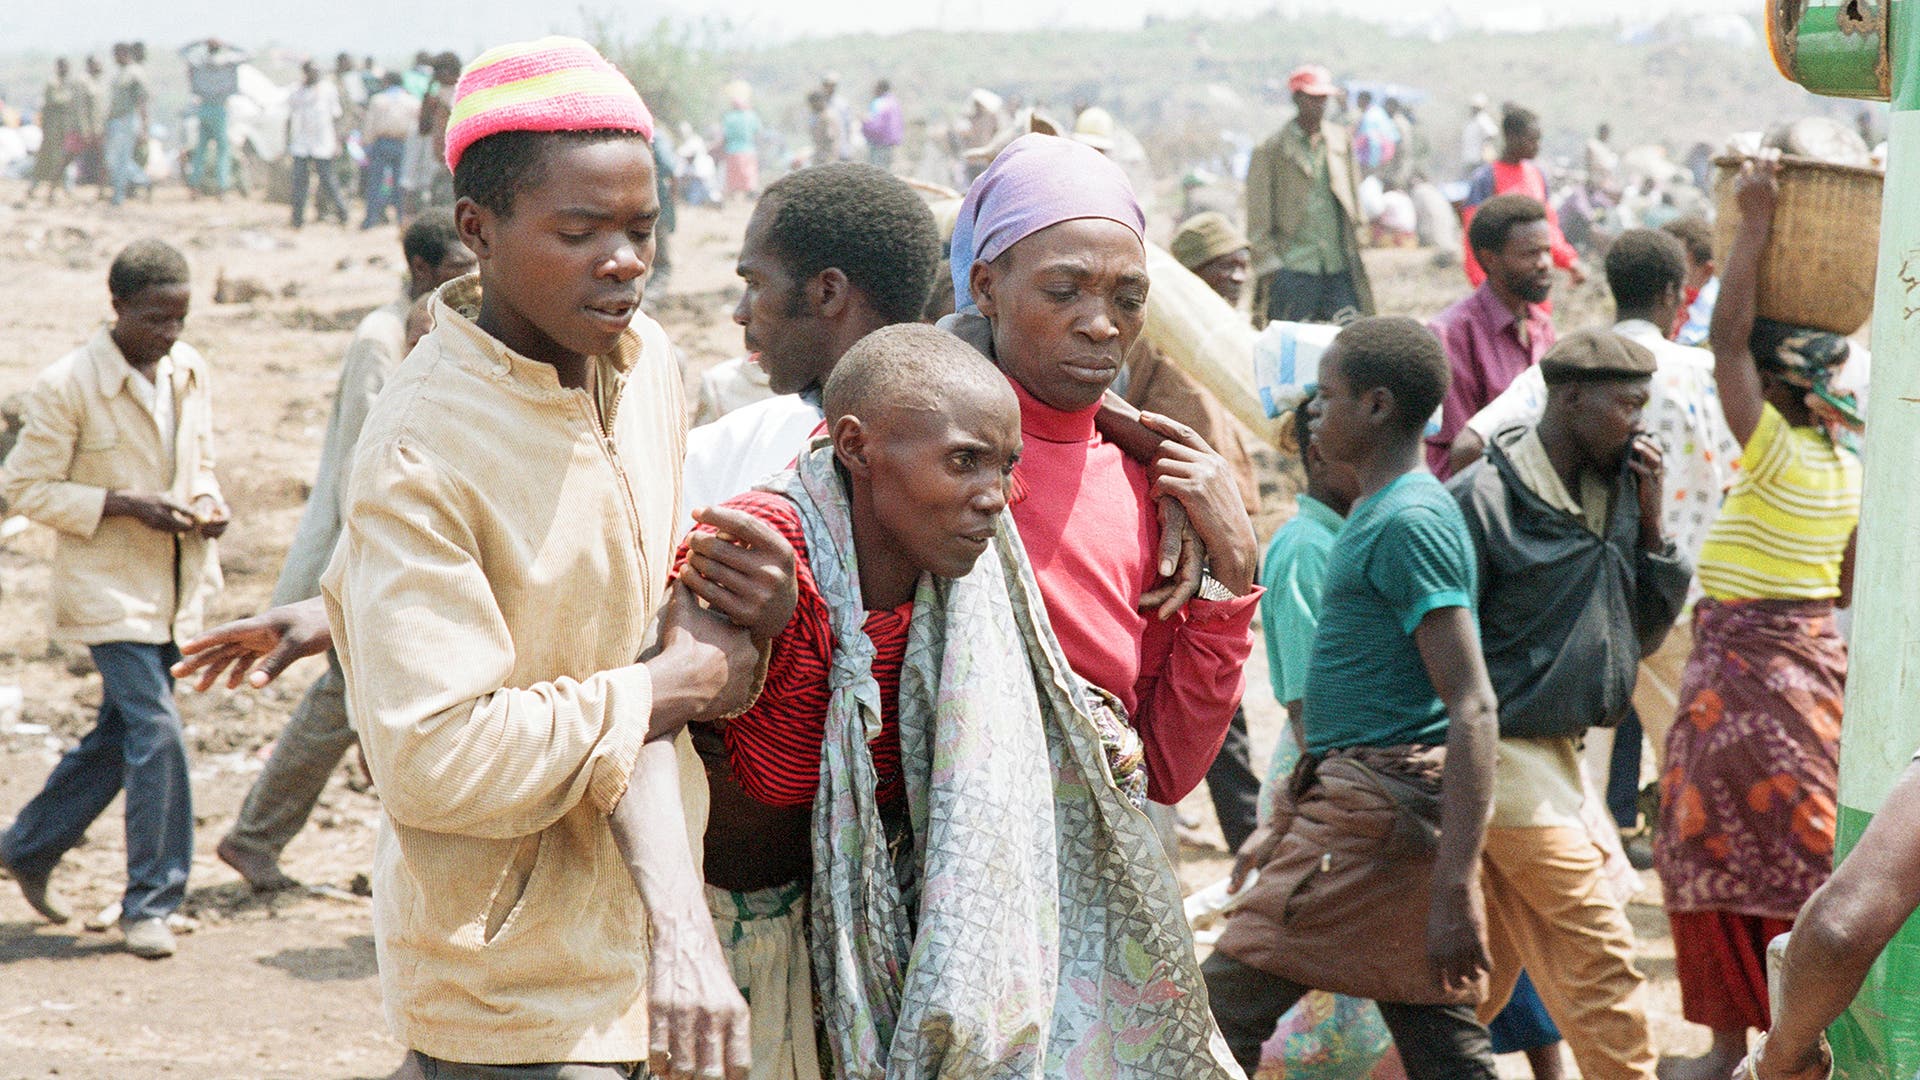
[444,36,654,173]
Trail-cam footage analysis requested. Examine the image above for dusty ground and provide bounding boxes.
[0,180,1692,1079]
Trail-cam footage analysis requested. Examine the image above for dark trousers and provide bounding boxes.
[362,136,405,226]
[291,155,347,226]
[2,641,191,922]
[1203,952,1496,1080]
[1606,707,1644,830]
[1205,706,1261,853]
[225,652,355,860]
[1266,268,1363,325]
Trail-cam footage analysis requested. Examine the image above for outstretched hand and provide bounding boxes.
[171,597,333,691]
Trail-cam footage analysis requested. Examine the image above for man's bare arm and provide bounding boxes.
[612,740,751,1080]
[1754,759,1920,1080]
[1412,605,1498,992]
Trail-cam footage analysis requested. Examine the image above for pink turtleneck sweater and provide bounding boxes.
[1004,375,1260,804]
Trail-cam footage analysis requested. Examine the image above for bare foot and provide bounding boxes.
[216,836,300,893]
[1657,1045,1746,1080]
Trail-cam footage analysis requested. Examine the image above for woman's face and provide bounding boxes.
[970,217,1148,413]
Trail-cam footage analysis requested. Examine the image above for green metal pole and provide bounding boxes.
[1830,1,1920,1075]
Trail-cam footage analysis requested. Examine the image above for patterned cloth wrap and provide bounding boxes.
[764,445,1238,1079]
[1655,596,1846,921]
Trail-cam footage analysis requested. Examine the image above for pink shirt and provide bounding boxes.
[1427,283,1556,478]
[1003,376,1259,803]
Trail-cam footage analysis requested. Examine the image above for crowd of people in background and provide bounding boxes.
[0,29,1899,1080]
[2,37,1773,264]
[8,42,464,227]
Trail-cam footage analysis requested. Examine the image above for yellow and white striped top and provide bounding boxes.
[1697,404,1860,601]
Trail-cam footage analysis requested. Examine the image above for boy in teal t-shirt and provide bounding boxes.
[1207,317,1502,1079]
[1300,468,1479,752]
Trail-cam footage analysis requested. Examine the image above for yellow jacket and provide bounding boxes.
[322,278,702,1064]
[2,329,222,645]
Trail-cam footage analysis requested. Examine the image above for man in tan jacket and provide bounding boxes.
[1244,64,1375,326]
[0,240,228,960]
[324,39,774,1079]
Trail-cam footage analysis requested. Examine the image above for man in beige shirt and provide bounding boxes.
[217,211,474,893]
[0,240,228,960]
[324,39,773,1079]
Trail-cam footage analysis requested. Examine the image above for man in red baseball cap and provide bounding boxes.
[1288,62,1337,96]
[1245,63,1375,326]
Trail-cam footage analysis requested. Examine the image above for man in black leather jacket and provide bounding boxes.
[1445,327,1690,1080]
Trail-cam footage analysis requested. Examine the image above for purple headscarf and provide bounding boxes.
[950,132,1146,314]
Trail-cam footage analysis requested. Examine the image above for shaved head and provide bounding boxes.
[824,323,1012,426]
[826,323,1022,595]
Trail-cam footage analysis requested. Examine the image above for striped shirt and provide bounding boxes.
[675,491,910,808]
[1697,404,1860,601]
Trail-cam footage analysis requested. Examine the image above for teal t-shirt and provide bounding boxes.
[1301,471,1477,753]
[1260,492,1343,708]
[721,108,761,154]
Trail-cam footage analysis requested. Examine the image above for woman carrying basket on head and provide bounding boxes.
[1653,152,1862,1080]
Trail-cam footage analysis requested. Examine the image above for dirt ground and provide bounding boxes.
[0,180,1699,1079]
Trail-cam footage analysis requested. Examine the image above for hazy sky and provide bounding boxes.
[5,0,1757,55]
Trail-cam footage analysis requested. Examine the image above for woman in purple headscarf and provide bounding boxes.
[949,132,1261,807]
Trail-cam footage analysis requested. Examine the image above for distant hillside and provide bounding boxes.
[726,13,1860,179]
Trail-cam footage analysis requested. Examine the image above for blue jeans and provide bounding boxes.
[362,136,405,227]
[105,114,149,206]
[2,642,192,922]
[189,100,232,194]
[1606,707,1644,830]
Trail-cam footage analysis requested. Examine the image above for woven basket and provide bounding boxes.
[1712,154,1883,335]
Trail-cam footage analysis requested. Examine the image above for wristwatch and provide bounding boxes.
[1197,572,1238,602]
